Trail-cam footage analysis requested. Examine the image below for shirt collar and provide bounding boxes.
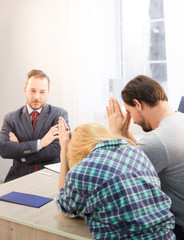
[92,139,128,153]
[26,104,42,115]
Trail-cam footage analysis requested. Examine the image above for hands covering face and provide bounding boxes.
[58,97,132,151]
[58,117,71,150]
[106,97,131,137]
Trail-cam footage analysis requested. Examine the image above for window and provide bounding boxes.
[120,0,184,109]
[149,0,167,90]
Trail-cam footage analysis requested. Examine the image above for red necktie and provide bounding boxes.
[31,111,39,129]
[31,111,39,171]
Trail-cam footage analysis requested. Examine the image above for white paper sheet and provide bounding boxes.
[44,162,60,173]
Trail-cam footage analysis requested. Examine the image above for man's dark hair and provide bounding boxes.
[121,75,168,107]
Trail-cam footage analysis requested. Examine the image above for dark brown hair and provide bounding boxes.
[26,69,50,89]
[121,75,168,107]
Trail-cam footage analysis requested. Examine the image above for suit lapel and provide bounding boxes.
[34,104,50,138]
[21,105,34,137]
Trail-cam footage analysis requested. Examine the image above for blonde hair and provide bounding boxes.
[67,123,134,168]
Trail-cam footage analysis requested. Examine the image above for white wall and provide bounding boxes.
[0,0,122,182]
[164,0,184,110]
[58,0,122,129]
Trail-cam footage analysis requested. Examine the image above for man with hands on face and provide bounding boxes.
[106,75,184,239]
[0,69,69,182]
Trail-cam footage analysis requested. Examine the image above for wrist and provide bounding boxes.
[40,139,46,148]
[123,131,136,143]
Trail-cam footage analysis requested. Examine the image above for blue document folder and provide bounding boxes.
[0,191,53,208]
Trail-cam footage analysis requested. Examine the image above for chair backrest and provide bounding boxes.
[178,96,184,113]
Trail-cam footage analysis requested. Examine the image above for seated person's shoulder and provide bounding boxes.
[4,106,24,120]
[48,104,69,125]
[49,104,68,114]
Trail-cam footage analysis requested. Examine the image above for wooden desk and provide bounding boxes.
[0,169,93,240]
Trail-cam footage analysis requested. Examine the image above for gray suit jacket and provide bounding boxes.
[0,104,69,182]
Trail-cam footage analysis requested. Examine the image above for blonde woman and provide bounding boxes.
[56,118,175,240]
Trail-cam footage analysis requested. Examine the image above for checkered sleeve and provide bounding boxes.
[56,173,87,218]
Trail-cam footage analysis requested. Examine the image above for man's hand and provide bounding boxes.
[106,98,127,135]
[9,132,19,142]
[106,98,135,142]
[40,124,59,148]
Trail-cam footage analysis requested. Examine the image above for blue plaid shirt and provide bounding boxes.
[56,139,175,239]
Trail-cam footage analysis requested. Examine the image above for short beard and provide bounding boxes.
[142,126,152,132]
[139,115,152,132]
